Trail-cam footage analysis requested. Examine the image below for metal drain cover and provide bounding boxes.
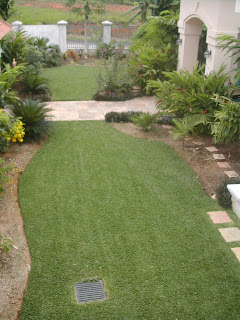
[75,280,106,304]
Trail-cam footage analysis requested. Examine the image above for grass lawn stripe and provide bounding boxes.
[19,121,240,319]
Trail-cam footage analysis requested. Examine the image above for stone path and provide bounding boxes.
[46,96,157,121]
[205,146,240,263]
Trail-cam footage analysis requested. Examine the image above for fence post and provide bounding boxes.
[57,20,68,53]
[12,21,23,32]
[102,21,112,44]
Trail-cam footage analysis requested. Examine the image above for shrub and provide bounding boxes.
[8,98,54,142]
[0,233,13,255]
[128,44,177,93]
[21,70,51,97]
[147,64,233,133]
[131,112,155,131]
[216,177,240,209]
[93,58,135,101]
[0,110,25,153]
[105,111,142,122]
[97,43,126,60]
[211,95,240,143]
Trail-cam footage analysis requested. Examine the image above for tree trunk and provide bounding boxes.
[84,17,88,59]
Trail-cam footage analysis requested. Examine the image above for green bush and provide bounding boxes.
[216,177,240,209]
[105,111,142,122]
[21,71,51,98]
[211,95,240,143]
[131,112,155,131]
[93,58,135,101]
[8,98,54,142]
[147,64,233,133]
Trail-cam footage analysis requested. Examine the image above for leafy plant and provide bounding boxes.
[171,114,207,149]
[157,112,173,125]
[131,112,155,131]
[211,95,240,143]
[0,63,25,109]
[8,98,54,142]
[93,57,135,101]
[0,233,13,255]
[21,71,51,97]
[217,28,240,80]
[105,111,142,122]
[216,177,240,209]
[0,0,15,20]
[147,64,233,133]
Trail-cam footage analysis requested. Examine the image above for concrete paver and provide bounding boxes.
[219,228,240,242]
[231,248,240,262]
[205,147,218,152]
[207,211,232,224]
[212,154,225,160]
[217,162,231,168]
[224,171,239,178]
[47,97,157,121]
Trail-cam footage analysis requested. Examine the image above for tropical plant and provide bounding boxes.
[131,112,155,131]
[0,0,15,20]
[217,28,240,80]
[124,0,179,23]
[129,44,177,93]
[21,71,51,97]
[66,0,104,58]
[0,63,25,109]
[211,95,240,143]
[8,98,54,142]
[216,177,240,209]
[171,114,207,149]
[147,64,234,133]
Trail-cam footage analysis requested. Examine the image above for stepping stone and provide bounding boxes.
[211,194,217,199]
[224,171,239,178]
[217,162,231,168]
[193,141,204,145]
[231,248,240,262]
[205,146,218,152]
[212,154,225,160]
[219,228,240,242]
[207,211,232,224]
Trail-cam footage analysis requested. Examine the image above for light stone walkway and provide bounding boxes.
[46,96,157,121]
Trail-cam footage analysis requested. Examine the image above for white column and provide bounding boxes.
[12,21,23,32]
[102,21,112,45]
[57,20,68,53]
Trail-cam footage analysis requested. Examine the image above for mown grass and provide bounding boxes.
[43,65,102,101]
[19,121,240,320]
[9,5,137,25]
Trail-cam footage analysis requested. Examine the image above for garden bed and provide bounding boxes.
[0,123,239,319]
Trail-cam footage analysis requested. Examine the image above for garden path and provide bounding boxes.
[46,96,156,121]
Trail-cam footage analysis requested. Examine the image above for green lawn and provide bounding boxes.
[43,65,101,101]
[19,122,240,319]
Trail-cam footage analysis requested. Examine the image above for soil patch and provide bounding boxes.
[0,142,43,320]
[16,1,133,13]
[0,123,239,319]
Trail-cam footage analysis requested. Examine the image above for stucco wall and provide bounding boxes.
[22,25,59,45]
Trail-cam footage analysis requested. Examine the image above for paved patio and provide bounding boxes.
[46,96,157,121]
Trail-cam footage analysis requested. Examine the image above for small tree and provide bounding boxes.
[66,0,104,58]
[0,0,15,21]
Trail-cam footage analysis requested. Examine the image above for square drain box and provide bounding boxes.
[75,280,106,304]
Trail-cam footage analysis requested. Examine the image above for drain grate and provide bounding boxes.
[75,280,106,304]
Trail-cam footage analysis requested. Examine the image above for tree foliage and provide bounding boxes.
[0,0,15,20]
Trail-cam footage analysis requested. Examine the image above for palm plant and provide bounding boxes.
[217,28,240,80]
[21,71,51,97]
[8,98,54,142]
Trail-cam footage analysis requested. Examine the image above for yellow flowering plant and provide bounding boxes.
[0,110,25,153]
